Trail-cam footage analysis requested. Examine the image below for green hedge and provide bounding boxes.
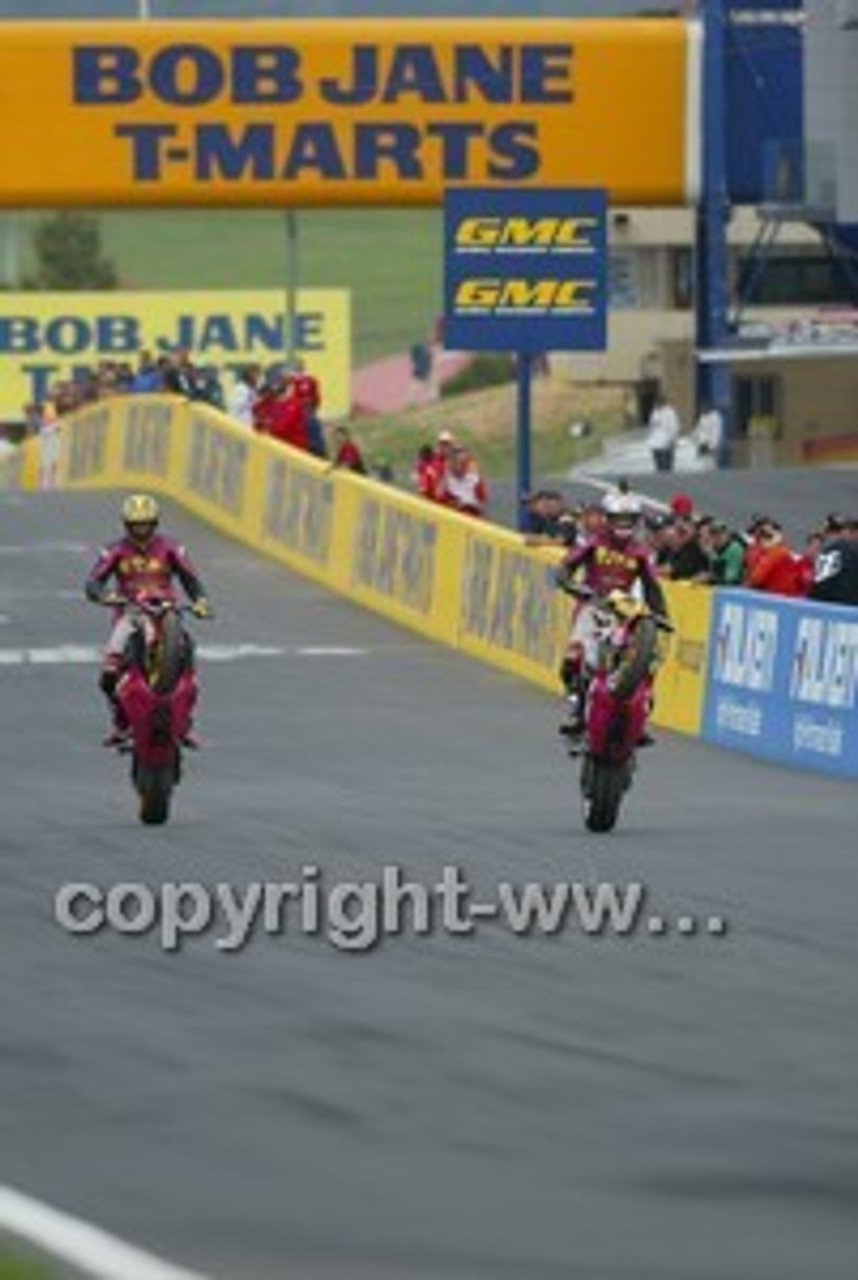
[440,353,515,398]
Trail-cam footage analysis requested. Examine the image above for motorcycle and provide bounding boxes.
[561,585,673,834]
[101,595,208,825]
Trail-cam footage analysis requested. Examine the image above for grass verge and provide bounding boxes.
[350,377,627,481]
[16,209,444,369]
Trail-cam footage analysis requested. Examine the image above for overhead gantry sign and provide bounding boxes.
[0,18,700,207]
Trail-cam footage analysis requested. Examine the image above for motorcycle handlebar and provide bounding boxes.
[558,581,674,632]
[95,595,213,619]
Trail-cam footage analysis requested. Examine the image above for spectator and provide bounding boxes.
[438,444,488,517]
[409,341,434,405]
[414,443,440,501]
[162,348,197,398]
[578,500,606,542]
[745,518,803,597]
[664,515,710,581]
[433,429,456,488]
[331,426,367,475]
[646,513,676,573]
[371,456,395,484]
[670,492,695,520]
[796,531,822,597]
[809,518,858,607]
[253,376,309,452]
[522,491,577,547]
[38,401,62,491]
[193,365,225,410]
[692,401,724,466]
[290,360,326,458]
[646,393,681,472]
[706,521,746,586]
[229,364,262,430]
[132,351,161,394]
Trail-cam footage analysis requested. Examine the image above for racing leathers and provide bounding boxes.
[85,535,207,730]
[555,533,667,711]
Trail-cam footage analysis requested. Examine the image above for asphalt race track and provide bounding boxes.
[1,492,856,1280]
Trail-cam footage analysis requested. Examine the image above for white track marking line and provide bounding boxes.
[0,1185,210,1280]
[197,644,286,661]
[296,646,366,656]
[0,542,90,554]
[572,476,670,513]
[0,645,371,666]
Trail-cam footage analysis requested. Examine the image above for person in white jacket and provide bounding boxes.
[228,364,262,430]
[646,393,681,472]
[692,401,724,468]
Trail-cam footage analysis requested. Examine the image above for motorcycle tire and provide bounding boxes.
[581,756,626,834]
[135,761,174,826]
[611,616,659,702]
[151,612,186,695]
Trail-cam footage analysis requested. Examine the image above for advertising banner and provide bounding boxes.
[702,589,858,778]
[0,20,698,208]
[0,289,351,423]
[443,186,608,352]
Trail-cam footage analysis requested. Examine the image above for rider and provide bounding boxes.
[84,494,211,747]
[555,492,668,745]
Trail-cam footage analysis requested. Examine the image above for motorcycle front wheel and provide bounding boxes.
[581,756,629,833]
[134,759,175,826]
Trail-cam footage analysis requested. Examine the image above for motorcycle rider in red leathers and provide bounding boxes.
[85,494,211,747]
[555,493,668,746]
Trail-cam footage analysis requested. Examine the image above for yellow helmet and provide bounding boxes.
[122,493,160,525]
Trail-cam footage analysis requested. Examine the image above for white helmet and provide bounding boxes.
[602,492,641,518]
[602,491,641,540]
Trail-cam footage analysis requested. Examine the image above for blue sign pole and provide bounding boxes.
[696,0,733,467]
[516,352,532,530]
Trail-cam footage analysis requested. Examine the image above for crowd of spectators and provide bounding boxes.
[412,430,489,517]
[521,485,858,607]
[19,357,854,606]
[24,349,232,430]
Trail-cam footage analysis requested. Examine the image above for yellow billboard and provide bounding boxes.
[0,20,700,208]
[0,289,351,422]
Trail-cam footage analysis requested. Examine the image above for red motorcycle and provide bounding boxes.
[103,596,207,825]
[563,586,672,833]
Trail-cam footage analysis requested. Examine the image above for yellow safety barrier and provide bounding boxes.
[0,398,711,735]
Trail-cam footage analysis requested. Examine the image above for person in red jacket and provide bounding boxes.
[253,377,309,452]
[289,359,325,457]
[746,519,803,596]
[332,425,367,474]
[414,444,440,502]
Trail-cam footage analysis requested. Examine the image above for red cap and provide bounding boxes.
[670,493,694,518]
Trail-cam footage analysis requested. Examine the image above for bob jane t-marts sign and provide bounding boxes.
[0,19,700,207]
[0,290,351,422]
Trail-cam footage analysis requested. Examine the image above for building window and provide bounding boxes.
[608,253,639,309]
[733,375,781,438]
[736,251,858,306]
[672,248,694,309]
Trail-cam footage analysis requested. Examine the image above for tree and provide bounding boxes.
[29,212,118,290]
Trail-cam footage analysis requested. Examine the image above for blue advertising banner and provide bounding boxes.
[443,187,608,353]
[702,590,858,779]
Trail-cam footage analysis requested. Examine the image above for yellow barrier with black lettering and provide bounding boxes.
[0,397,711,737]
[655,581,712,735]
